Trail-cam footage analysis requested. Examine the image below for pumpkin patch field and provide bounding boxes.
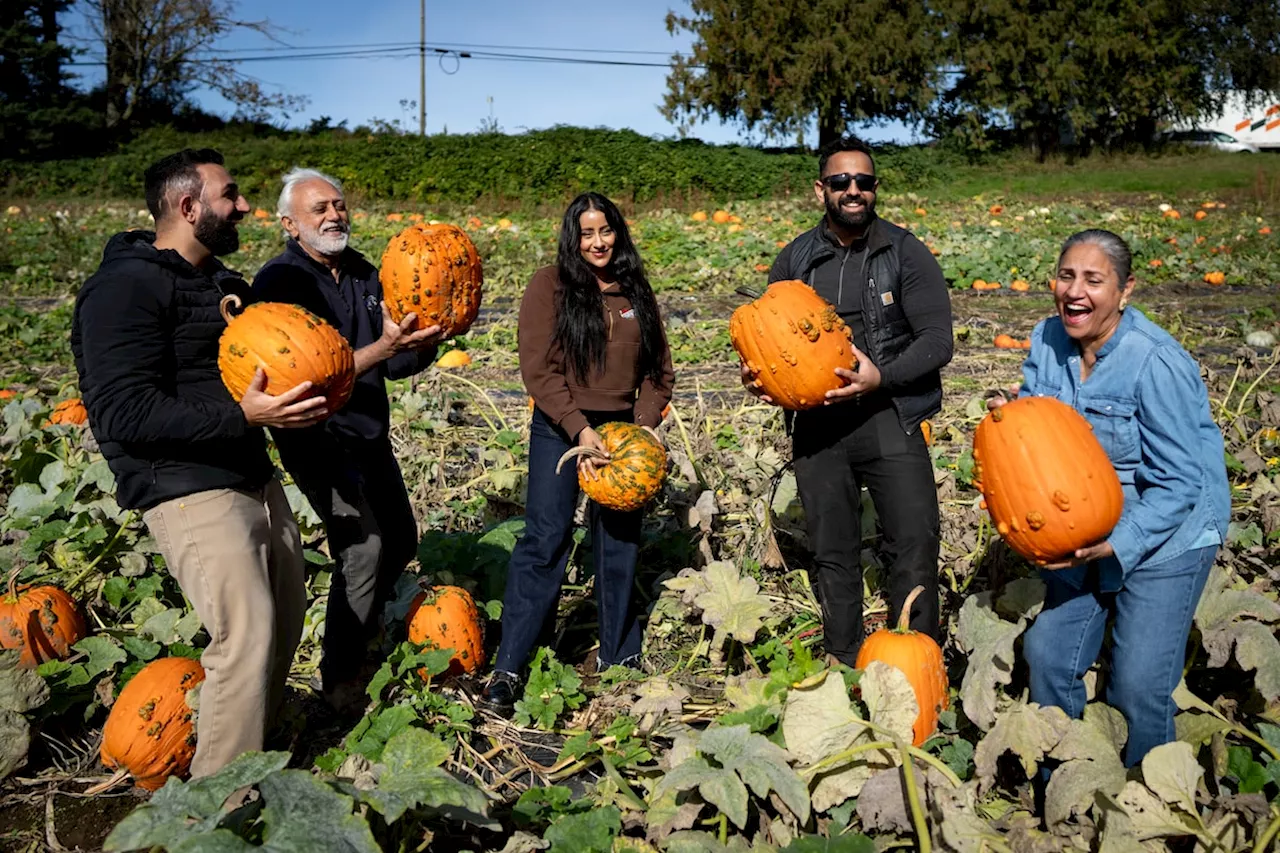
[1,189,1279,852]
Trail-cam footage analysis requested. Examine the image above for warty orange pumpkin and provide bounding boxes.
[44,398,88,427]
[555,422,668,512]
[729,280,856,411]
[854,585,948,747]
[972,396,1125,565]
[379,222,483,337]
[0,570,87,669]
[99,656,205,791]
[406,585,485,677]
[216,294,355,415]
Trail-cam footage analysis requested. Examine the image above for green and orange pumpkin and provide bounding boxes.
[555,422,668,512]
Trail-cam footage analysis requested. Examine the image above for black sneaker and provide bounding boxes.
[479,671,521,718]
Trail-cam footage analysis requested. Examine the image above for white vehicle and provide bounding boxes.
[1170,90,1280,151]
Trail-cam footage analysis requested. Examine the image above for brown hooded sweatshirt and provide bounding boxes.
[517,265,674,439]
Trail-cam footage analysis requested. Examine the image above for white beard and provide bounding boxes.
[301,222,349,257]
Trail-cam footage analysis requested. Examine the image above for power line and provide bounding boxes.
[67,45,697,69]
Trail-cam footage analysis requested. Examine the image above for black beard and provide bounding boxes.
[194,207,241,256]
[825,193,874,230]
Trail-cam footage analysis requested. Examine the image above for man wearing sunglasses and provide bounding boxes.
[742,135,954,665]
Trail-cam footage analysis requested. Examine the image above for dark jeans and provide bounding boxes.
[495,407,643,675]
[282,434,418,686]
[792,401,941,663]
[1024,545,1217,768]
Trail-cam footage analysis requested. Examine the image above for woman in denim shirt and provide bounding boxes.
[988,229,1231,767]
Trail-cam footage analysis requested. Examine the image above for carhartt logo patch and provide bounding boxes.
[881,292,895,306]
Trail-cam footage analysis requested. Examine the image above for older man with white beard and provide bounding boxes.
[252,167,443,712]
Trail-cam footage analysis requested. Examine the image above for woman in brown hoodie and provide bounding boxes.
[480,192,674,716]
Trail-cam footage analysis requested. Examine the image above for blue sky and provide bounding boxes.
[61,0,922,146]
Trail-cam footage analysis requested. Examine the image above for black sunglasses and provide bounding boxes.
[821,172,878,193]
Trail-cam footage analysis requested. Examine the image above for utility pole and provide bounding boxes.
[419,0,426,136]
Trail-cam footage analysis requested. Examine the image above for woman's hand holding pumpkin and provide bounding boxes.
[1042,540,1115,570]
[577,426,610,481]
[985,384,1022,410]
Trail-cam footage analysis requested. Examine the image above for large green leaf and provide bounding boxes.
[358,728,496,828]
[257,769,380,852]
[104,751,291,852]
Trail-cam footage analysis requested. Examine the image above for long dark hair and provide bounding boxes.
[553,192,666,384]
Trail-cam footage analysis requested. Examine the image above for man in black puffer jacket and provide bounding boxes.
[71,148,328,781]
[742,136,954,664]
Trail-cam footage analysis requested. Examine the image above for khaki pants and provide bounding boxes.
[142,478,306,779]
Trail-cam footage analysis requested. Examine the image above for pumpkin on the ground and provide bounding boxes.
[216,294,355,415]
[379,222,483,337]
[99,656,205,791]
[435,349,472,369]
[555,422,668,512]
[972,395,1124,565]
[44,398,88,427]
[854,585,949,747]
[729,280,855,411]
[406,585,485,677]
[0,570,87,669]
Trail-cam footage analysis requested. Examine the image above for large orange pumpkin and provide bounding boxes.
[855,585,948,747]
[44,398,88,427]
[406,585,485,677]
[972,396,1125,565]
[555,422,668,512]
[100,656,205,791]
[729,281,856,410]
[216,294,355,414]
[379,222,483,337]
[0,570,87,669]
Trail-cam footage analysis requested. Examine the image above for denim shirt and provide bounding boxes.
[1018,308,1230,591]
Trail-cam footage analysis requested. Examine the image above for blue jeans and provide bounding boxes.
[1023,545,1217,768]
[494,407,643,675]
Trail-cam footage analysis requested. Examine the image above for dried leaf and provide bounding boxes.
[689,561,772,645]
[954,592,1031,731]
[860,660,919,744]
[855,766,919,835]
[632,677,690,720]
[974,702,1071,792]
[1138,741,1202,816]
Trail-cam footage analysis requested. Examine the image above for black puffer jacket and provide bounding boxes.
[70,231,274,510]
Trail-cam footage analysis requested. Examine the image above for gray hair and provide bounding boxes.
[277,167,343,218]
[1057,229,1133,285]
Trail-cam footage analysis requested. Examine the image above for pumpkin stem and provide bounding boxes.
[5,567,21,601]
[83,767,131,796]
[896,585,926,633]
[554,446,610,475]
[218,293,243,325]
[734,285,763,301]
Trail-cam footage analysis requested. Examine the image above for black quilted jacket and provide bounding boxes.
[70,230,274,510]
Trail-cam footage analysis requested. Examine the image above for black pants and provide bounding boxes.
[495,407,643,675]
[282,434,418,685]
[792,401,941,663]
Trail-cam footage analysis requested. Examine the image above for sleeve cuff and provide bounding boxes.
[634,402,665,427]
[1108,517,1145,574]
[558,410,589,440]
